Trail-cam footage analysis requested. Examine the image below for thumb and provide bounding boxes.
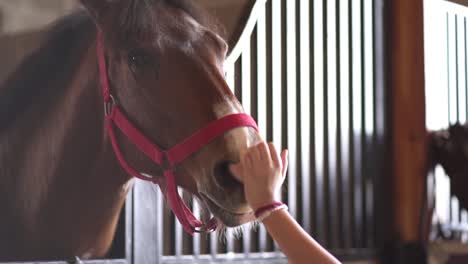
[281,149,289,177]
[229,163,244,182]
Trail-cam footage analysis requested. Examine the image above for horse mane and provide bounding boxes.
[0,11,95,133]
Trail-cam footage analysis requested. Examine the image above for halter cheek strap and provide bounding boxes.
[97,30,258,235]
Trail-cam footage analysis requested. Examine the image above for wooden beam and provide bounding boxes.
[391,0,427,245]
[446,0,468,7]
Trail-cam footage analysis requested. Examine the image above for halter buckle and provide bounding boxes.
[193,218,217,233]
[140,173,161,184]
[104,95,116,116]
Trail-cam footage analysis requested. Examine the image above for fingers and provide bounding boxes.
[281,149,289,177]
[267,142,281,169]
[245,141,284,169]
[237,142,286,176]
[243,148,254,169]
[256,141,271,162]
[279,149,288,186]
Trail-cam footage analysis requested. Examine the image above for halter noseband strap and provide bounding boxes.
[96,31,258,235]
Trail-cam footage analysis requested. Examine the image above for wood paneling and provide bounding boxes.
[390,0,427,242]
[0,0,76,34]
[448,0,468,7]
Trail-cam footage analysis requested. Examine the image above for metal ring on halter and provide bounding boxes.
[140,172,160,183]
[193,218,217,233]
[104,95,116,116]
[193,227,214,234]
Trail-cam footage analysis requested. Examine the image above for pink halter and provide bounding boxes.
[96,31,258,235]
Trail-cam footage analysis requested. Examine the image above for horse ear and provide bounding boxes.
[79,0,112,23]
[198,0,258,53]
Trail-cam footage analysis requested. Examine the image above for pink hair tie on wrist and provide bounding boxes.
[254,202,288,222]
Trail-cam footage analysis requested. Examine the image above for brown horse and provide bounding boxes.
[0,0,259,261]
[430,123,468,211]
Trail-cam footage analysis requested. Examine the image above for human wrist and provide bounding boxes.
[260,205,290,226]
[251,199,277,212]
[254,201,288,222]
[249,193,279,211]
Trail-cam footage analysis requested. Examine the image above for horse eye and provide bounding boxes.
[128,50,151,71]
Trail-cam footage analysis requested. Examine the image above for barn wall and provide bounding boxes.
[0,0,77,83]
[0,0,77,34]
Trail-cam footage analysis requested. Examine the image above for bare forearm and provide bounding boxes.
[262,210,341,264]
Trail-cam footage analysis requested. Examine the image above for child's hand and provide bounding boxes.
[229,142,288,211]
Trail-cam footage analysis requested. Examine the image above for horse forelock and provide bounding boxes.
[115,0,224,41]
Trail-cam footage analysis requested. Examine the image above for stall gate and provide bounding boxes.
[133,0,385,263]
[425,0,468,242]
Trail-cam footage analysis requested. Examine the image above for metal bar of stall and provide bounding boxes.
[462,210,468,242]
[269,0,283,250]
[156,187,164,263]
[336,0,344,250]
[363,0,375,248]
[455,14,466,226]
[162,252,287,264]
[455,15,461,123]
[134,181,162,264]
[465,17,468,122]
[272,0,284,149]
[313,0,326,245]
[192,201,201,257]
[448,13,457,229]
[209,199,218,255]
[242,44,252,115]
[233,58,244,255]
[224,0,268,67]
[451,197,461,236]
[241,38,253,257]
[339,0,352,249]
[285,0,297,223]
[225,65,236,255]
[174,189,183,258]
[448,14,458,125]
[441,12,452,228]
[351,0,364,248]
[257,0,270,253]
[299,0,312,235]
[457,15,467,122]
[373,0,389,252]
[327,0,339,248]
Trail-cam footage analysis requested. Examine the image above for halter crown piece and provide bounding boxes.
[96,30,259,235]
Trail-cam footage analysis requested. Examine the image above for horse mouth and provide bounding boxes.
[200,193,254,227]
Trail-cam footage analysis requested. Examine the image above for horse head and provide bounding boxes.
[430,123,468,210]
[80,0,260,227]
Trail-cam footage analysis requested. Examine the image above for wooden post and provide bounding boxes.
[390,0,427,262]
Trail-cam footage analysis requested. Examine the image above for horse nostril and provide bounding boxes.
[213,161,243,189]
